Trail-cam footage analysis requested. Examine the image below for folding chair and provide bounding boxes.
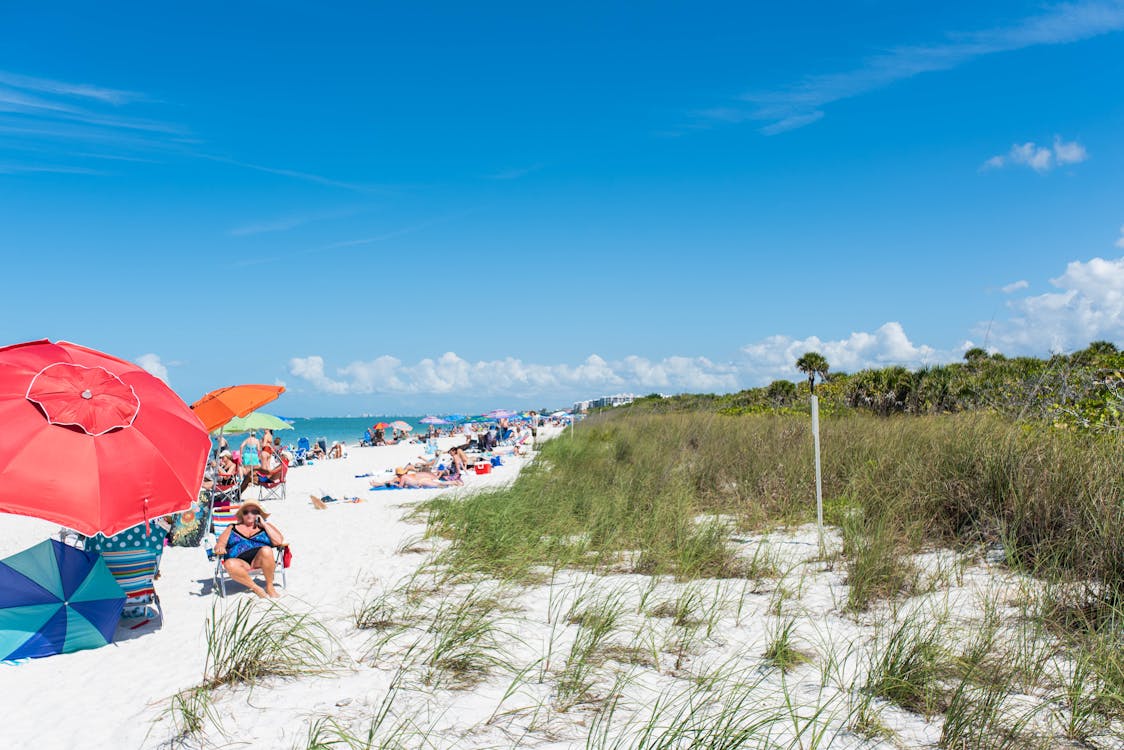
[257,458,288,502]
[211,470,242,508]
[83,522,169,623]
[293,436,311,465]
[209,501,287,597]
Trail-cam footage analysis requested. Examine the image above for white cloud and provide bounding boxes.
[984,255,1124,352]
[981,136,1088,172]
[739,322,957,382]
[1053,135,1089,165]
[289,249,1124,403]
[136,353,169,384]
[699,3,1124,133]
[1115,225,1124,249]
[290,325,953,401]
[288,352,739,398]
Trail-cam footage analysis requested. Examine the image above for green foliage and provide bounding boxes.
[425,410,1124,617]
[202,600,335,689]
[621,340,1124,433]
[795,351,830,393]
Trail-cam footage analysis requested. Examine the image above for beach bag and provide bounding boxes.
[282,546,293,569]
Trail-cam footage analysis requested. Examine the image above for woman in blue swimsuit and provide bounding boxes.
[214,501,285,598]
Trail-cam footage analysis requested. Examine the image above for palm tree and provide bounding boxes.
[795,352,830,395]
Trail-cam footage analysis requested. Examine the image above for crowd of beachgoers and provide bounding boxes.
[0,411,570,747]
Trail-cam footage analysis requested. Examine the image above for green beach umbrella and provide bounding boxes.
[217,412,293,434]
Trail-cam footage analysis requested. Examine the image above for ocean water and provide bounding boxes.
[219,416,432,449]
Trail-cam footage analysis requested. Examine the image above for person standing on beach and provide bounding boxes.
[240,431,262,489]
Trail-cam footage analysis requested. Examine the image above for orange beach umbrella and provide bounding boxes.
[190,384,285,433]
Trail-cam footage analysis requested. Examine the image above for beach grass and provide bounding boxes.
[424,411,1123,617]
[418,410,1124,744]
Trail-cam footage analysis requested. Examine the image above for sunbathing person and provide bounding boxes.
[213,501,284,598]
[435,461,464,486]
[370,466,448,488]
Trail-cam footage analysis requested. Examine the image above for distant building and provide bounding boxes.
[572,393,641,413]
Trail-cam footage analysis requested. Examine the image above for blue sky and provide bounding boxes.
[2,2,1123,415]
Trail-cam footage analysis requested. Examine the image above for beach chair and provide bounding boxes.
[293,436,311,465]
[257,459,288,502]
[82,522,169,623]
[211,467,242,507]
[210,501,287,597]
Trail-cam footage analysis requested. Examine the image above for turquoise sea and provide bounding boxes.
[220,416,432,449]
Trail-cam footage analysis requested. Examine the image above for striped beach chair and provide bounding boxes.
[83,522,169,622]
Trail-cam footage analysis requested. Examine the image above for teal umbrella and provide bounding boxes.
[217,412,293,434]
[0,539,125,659]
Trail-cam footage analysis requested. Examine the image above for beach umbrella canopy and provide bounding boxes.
[485,409,517,419]
[550,410,571,418]
[0,539,125,659]
[190,384,284,433]
[0,339,210,536]
[389,420,412,432]
[420,416,449,425]
[220,412,293,434]
[445,414,466,423]
[372,422,390,430]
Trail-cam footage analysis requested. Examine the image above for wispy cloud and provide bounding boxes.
[981,136,1088,172]
[0,71,140,105]
[313,210,475,253]
[1001,279,1029,293]
[486,163,544,180]
[0,162,107,175]
[1115,225,1124,249]
[0,68,186,175]
[698,2,1124,134]
[229,206,371,237]
[196,154,374,193]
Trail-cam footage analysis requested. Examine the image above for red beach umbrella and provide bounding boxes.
[190,384,285,433]
[0,339,211,536]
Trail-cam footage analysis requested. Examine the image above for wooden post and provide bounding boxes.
[811,394,824,552]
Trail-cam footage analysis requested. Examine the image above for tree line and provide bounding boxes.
[619,341,1124,433]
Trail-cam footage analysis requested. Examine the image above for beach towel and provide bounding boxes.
[168,489,212,547]
[369,485,407,491]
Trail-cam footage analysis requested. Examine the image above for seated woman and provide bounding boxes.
[257,449,285,484]
[447,444,469,472]
[328,441,344,459]
[216,450,239,488]
[213,501,285,598]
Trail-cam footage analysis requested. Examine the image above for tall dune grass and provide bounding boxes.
[425,412,1123,610]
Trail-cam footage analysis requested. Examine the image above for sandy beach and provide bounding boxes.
[0,438,543,748]
[5,422,1114,749]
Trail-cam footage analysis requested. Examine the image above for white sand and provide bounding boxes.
[0,439,534,749]
[2,429,1119,749]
